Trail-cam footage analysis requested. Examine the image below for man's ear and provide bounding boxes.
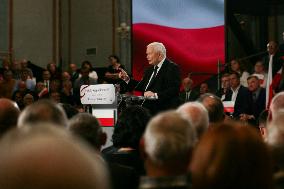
[139,137,147,160]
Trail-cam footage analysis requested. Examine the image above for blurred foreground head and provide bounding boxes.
[0,124,109,189]
[18,99,68,127]
[0,98,20,135]
[190,123,272,189]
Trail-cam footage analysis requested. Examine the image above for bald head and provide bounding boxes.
[0,98,20,135]
[0,124,109,189]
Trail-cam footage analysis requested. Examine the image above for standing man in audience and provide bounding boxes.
[139,111,196,188]
[119,42,181,115]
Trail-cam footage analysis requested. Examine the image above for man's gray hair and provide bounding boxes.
[177,102,209,139]
[144,111,197,166]
[147,42,166,58]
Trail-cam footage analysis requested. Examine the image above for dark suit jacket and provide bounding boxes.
[224,85,252,119]
[179,90,199,104]
[250,87,266,122]
[128,59,181,115]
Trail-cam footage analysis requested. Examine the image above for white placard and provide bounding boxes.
[223,101,235,113]
[80,84,115,105]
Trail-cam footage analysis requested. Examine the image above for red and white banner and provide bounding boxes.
[132,0,225,85]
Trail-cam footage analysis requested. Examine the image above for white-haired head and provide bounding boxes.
[147,42,166,58]
[177,102,209,139]
[143,110,197,171]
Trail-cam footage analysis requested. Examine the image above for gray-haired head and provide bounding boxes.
[147,42,166,58]
[177,101,209,139]
[143,110,197,173]
[17,99,68,127]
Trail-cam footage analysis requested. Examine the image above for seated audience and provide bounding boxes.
[139,111,196,189]
[224,72,251,119]
[199,82,210,97]
[239,75,265,126]
[179,76,198,104]
[190,122,273,189]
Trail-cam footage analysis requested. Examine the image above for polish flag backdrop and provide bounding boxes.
[132,0,225,86]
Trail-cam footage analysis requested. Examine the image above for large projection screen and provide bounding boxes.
[132,0,225,85]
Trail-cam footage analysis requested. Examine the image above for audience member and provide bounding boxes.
[258,109,269,141]
[0,124,110,189]
[179,76,198,104]
[68,113,138,189]
[199,82,210,96]
[224,72,251,119]
[0,70,17,99]
[104,55,125,84]
[265,40,283,77]
[0,98,20,136]
[68,113,106,150]
[252,60,267,88]
[23,93,34,107]
[267,113,284,189]
[69,63,79,84]
[17,99,68,127]
[59,103,79,119]
[139,111,196,189]
[190,122,273,189]
[103,105,151,176]
[239,75,266,126]
[20,59,33,79]
[198,93,225,125]
[177,102,209,139]
[47,62,61,80]
[79,60,98,81]
[215,73,231,101]
[230,59,250,87]
[269,91,284,121]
